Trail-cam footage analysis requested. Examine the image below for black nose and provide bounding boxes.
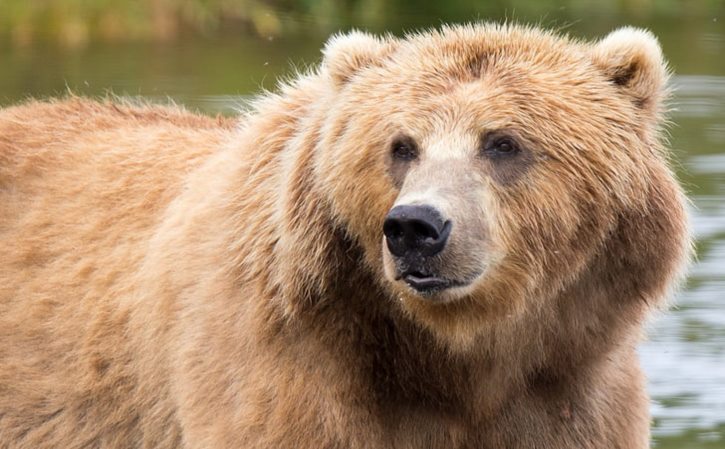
[383,205,451,257]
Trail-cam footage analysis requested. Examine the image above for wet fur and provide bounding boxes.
[0,24,690,448]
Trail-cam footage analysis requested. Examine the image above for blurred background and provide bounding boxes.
[0,0,723,447]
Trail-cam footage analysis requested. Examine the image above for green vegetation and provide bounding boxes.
[653,424,725,449]
[0,0,723,47]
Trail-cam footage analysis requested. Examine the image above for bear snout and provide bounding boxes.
[383,204,451,258]
[383,204,460,295]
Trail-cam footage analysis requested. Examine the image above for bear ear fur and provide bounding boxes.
[590,27,669,122]
[322,30,397,86]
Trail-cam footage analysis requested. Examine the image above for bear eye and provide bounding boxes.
[391,136,419,162]
[481,133,521,159]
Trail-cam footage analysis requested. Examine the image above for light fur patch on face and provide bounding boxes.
[393,130,480,209]
[422,126,477,162]
[393,187,450,215]
[384,149,504,302]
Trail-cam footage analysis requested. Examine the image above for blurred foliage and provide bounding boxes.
[653,424,725,449]
[0,0,723,47]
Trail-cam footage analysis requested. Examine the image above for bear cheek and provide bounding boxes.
[494,178,612,303]
[442,194,498,278]
[323,148,399,273]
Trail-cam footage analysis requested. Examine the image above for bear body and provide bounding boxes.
[0,24,689,448]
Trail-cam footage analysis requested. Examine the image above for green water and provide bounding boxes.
[1,6,724,448]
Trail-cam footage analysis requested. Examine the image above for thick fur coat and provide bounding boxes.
[0,24,690,448]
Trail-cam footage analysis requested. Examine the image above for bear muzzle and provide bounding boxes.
[383,204,457,294]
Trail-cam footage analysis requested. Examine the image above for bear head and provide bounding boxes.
[278,24,690,351]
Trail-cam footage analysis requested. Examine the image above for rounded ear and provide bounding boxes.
[322,30,398,86]
[590,27,670,124]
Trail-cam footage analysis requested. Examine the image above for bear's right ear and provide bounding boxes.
[590,27,670,127]
[322,31,398,86]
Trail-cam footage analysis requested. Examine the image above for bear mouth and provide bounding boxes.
[399,271,467,295]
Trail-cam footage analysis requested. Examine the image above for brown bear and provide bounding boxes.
[0,24,690,448]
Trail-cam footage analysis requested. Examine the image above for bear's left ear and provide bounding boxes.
[322,30,398,86]
[590,27,669,124]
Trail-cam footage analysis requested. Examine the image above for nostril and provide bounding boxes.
[410,219,439,241]
[383,218,404,240]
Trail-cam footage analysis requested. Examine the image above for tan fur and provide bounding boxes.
[0,24,690,449]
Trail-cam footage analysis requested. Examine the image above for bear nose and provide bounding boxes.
[383,205,452,257]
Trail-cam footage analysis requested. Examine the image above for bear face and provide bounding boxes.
[311,25,689,348]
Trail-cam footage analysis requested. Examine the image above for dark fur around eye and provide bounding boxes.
[391,135,419,161]
[481,132,522,159]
